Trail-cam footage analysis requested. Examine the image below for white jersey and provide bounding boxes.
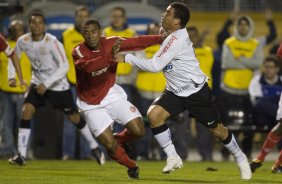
[9,33,69,91]
[276,93,282,120]
[125,28,207,97]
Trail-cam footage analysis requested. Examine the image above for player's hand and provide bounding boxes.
[36,83,47,95]
[8,78,17,87]
[112,38,123,56]
[19,79,29,91]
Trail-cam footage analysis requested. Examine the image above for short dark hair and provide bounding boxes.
[170,2,190,28]
[111,6,126,17]
[264,55,280,67]
[28,11,46,24]
[75,5,90,16]
[83,19,101,30]
[238,17,250,26]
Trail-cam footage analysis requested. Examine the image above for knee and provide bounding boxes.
[147,111,164,127]
[134,125,145,138]
[22,103,35,119]
[68,113,80,124]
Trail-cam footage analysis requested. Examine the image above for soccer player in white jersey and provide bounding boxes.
[116,2,252,180]
[8,12,105,165]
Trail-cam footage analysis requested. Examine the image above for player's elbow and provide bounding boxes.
[151,65,163,73]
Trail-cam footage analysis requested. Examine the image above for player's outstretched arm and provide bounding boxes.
[277,42,282,59]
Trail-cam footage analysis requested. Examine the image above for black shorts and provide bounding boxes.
[153,83,220,128]
[24,84,78,115]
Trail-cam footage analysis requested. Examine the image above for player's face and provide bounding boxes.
[237,19,250,37]
[110,9,125,29]
[75,10,90,31]
[82,24,101,49]
[262,61,279,80]
[161,6,177,30]
[29,16,45,37]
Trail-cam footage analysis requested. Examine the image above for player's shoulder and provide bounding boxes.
[17,33,31,43]
[44,33,58,42]
[72,42,85,57]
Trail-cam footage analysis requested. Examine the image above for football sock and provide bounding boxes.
[257,131,281,161]
[114,128,135,145]
[151,124,178,157]
[18,119,31,158]
[76,118,99,149]
[222,130,246,163]
[274,149,282,167]
[110,145,136,168]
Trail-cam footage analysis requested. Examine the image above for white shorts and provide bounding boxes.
[276,93,282,121]
[77,84,141,137]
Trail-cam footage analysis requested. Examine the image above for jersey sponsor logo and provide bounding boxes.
[171,84,190,94]
[158,36,177,57]
[163,64,173,72]
[91,65,109,77]
[130,106,136,112]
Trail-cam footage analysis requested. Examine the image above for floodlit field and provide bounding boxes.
[0,160,280,184]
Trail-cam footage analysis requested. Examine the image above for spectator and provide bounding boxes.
[61,5,103,161]
[103,6,137,102]
[220,15,264,159]
[187,26,215,161]
[249,56,282,129]
[0,20,31,157]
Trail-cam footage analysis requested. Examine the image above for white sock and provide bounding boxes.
[18,128,31,158]
[223,134,246,163]
[154,128,178,157]
[79,125,99,150]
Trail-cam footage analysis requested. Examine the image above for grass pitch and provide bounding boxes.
[0,160,281,184]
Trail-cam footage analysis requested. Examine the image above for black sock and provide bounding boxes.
[151,124,169,135]
[75,118,86,129]
[20,119,31,129]
[221,130,232,145]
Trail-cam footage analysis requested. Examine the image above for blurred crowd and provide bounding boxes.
[0,3,282,162]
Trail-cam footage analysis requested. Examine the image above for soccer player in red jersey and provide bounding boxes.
[250,42,282,173]
[72,19,163,179]
[0,33,27,89]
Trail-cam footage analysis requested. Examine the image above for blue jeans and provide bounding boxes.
[0,91,24,155]
[62,86,91,159]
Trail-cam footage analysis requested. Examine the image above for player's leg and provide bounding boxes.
[9,85,39,165]
[250,122,282,172]
[251,94,282,173]
[147,90,185,174]
[48,89,105,164]
[272,146,282,173]
[83,107,138,179]
[187,83,251,180]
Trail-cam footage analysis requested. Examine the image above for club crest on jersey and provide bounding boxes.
[130,106,136,112]
[163,64,173,72]
[158,36,177,57]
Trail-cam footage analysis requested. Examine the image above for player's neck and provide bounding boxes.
[32,33,45,41]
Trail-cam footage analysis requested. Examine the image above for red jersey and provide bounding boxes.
[72,35,162,105]
[0,34,14,56]
[277,42,282,59]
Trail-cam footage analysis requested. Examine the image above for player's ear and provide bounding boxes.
[99,30,102,36]
[174,18,180,27]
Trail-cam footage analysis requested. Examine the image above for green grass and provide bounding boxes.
[0,160,281,184]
